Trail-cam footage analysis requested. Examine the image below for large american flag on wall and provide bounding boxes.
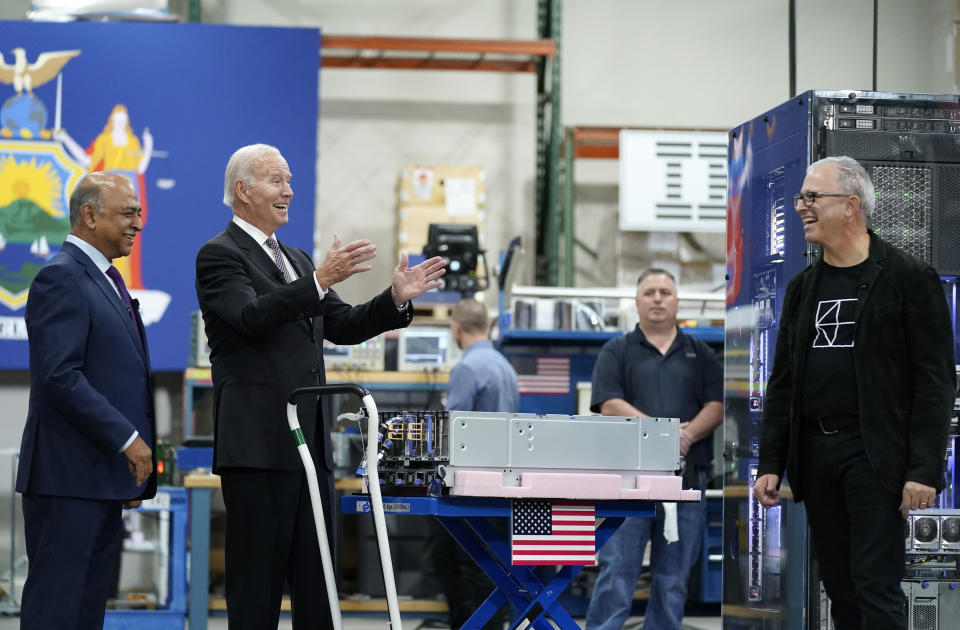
[511,356,570,394]
[511,499,596,565]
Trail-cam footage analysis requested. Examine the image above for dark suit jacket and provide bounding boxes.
[195,221,412,473]
[758,231,956,501]
[17,240,157,500]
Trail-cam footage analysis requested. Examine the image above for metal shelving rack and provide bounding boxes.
[315,1,563,288]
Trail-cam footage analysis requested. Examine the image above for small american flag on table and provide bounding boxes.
[511,499,596,566]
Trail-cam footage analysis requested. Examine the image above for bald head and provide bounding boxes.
[68,172,141,260]
[69,172,135,228]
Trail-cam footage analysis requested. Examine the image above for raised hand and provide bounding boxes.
[391,253,446,305]
[315,233,377,289]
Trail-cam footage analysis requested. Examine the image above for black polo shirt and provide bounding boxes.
[590,326,723,467]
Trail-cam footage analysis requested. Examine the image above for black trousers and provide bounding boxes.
[800,429,906,630]
[221,467,336,630]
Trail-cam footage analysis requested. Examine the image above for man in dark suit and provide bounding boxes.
[17,171,156,629]
[195,143,445,630]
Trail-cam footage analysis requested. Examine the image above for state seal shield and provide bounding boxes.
[0,140,83,310]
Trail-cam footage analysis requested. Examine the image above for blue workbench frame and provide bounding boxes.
[341,495,655,630]
[103,487,188,630]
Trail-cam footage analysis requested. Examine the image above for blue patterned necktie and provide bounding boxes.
[265,237,292,284]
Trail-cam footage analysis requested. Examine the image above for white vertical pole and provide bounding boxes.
[54,74,62,131]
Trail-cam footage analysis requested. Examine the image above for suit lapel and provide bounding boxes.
[225,221,286,284]
[131,299,151,365]
[278,241,317,332]
[280,241,313,281]
[224,223,315,332]
[61,242,148,363]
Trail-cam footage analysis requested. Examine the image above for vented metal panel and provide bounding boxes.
[914,516,940,544]
[867,164,933,264]
[912,601,938,630]
[941,516,960,546]
[825,131,960,164]
[933,165,960,275]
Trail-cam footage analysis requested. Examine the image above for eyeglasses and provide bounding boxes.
[792,191,852,208]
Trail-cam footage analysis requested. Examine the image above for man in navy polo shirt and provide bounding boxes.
[586,268,723,630]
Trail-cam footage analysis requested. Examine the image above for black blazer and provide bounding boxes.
[195,222,412,473]
[758,231,956,501]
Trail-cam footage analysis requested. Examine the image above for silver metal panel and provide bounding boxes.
[637,417,681,471]
[507,416,642,469]
[447,412,679,472]
[447,411,514,467]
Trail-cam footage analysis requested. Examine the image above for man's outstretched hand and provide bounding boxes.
[315,233,377,289]
[391,253,446,306]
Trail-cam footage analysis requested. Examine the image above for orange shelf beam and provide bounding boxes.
[570,125,728,159]
[321,35,555,73]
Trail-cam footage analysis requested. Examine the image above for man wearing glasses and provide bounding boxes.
[754,156,956,629]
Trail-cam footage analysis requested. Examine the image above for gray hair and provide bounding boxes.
[808,156,875,218]
[452,298,489,335]
[68,178,103,227]
[223,143,281,207]
[636,268,677,290]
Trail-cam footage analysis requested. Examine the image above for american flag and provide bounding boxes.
[512,356,570,395]
[511,499,596,566]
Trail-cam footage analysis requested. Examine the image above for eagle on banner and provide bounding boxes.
[0,48,81,95]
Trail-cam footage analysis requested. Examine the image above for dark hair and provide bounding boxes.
[636,268,676,288]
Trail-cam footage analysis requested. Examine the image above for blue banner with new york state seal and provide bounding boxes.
[0,20,319,370]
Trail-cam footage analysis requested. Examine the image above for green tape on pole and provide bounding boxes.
[291,427,306,446]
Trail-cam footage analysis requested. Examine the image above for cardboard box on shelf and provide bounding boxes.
[397,164,485,256]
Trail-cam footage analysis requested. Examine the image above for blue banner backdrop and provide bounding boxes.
[0,21,320,370]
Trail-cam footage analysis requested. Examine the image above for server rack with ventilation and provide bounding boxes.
[723,90,960,630]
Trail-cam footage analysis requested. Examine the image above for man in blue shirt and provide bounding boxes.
[586,268,723,630]
[433,297,518,628]
[445,297,519,412]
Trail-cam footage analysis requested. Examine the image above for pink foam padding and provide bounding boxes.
[522,473,622,499]
[636,475,682,500]
[634,476,701,501]
[679,489,702,501]
[446,470,701,501]
[618,488,650,499]
[448,470,531,497]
